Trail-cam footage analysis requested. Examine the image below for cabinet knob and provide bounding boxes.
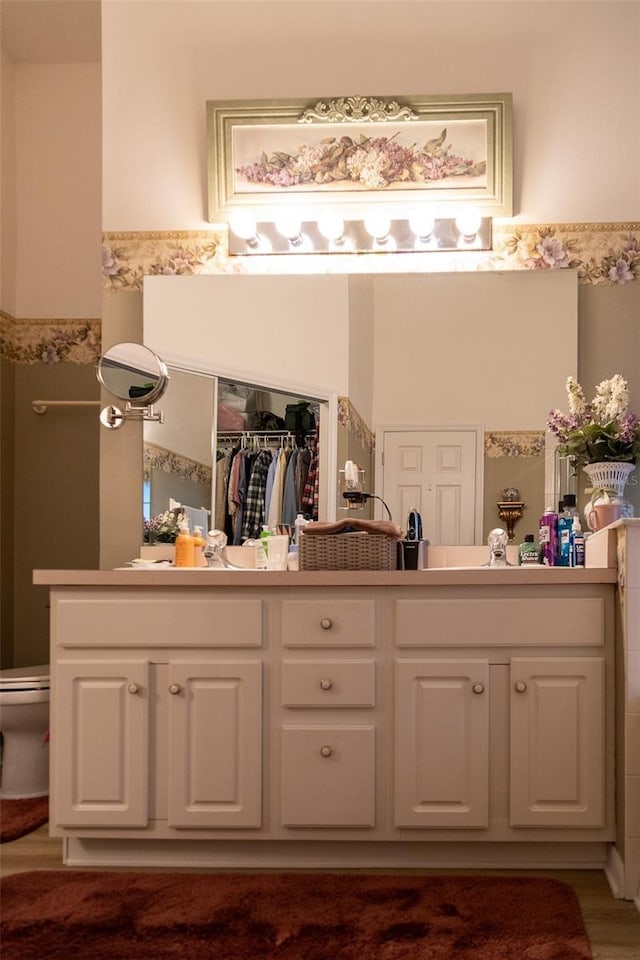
[472,682,485,694]
[320,745,333,758]
[515,681,527,693]
[320,618,333,630]
[168,683,181,695]
[127,683,139,695]
[319,679,333,690]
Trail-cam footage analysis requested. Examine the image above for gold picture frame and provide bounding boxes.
[207,93,513,220]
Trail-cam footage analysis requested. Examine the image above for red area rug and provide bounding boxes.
[0,870,592,959]
[0,795,48,843]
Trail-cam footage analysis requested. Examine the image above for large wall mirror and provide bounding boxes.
[143,270,577,544]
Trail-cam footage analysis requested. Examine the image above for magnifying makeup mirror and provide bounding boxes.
[96,342,169,429]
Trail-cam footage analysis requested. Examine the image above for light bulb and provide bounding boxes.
[455,208,482,240]
[317,212,345,243]
[364,210,391,241]
[275,212,302,243]
[228,210,258,242]
[409,211,435,240]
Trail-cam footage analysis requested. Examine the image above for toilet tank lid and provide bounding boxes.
[0,664,49,682]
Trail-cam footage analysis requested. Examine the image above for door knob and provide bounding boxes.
[127,683,139,695]
[472,682,485,694]
[168,683,181,695]
[514,681,527,693]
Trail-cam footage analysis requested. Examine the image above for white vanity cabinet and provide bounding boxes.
[39,570,616,868]
[51,588,264,833]
[390,587,613,839]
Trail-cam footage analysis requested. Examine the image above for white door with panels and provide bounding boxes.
[378,428,482,544]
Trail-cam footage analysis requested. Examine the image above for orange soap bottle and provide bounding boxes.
[192,525,207,567]
[174,521,195,567]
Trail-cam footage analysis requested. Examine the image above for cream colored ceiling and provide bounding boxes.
[0,0,100,62]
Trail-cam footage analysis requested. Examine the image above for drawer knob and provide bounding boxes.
[472,682,485,695]
[168,683,182,695]
[320,618,333,630]
[127,683,139,695]
[319,679,334,691]
[320,745,333,758]
[515,681,527,693]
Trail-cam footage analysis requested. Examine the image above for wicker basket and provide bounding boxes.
[299,531,398,571]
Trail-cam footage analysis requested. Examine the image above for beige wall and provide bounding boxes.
[1,50,102,668]
[101,1,639,227]
[13,62,102,317]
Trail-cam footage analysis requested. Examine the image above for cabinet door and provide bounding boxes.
[167,660,262,828]
[280,724,375,827]
[510,657,605,828]
[54,660,149,827]
[394,659,489,828]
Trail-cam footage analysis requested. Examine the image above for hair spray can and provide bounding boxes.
[539,508,559,566]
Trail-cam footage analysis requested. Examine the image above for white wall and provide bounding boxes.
[143,274,351,398]
[145,367,214,465]
[372,270,577,430]
[101,1,640,229]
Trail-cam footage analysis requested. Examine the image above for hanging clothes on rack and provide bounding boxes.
[281,445,300,526]
[216,429,319,536]
[301,426,320,521]
[267,445,287,529]
[242,447,273,541]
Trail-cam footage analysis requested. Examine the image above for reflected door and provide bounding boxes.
[381,428,480,544]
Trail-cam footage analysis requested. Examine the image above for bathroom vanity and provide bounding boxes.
[35,565,619,871]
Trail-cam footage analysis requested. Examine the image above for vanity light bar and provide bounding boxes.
[227,216,493,256]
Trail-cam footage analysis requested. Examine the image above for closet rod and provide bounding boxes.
[217,430,317,444]
[32,400,101,415]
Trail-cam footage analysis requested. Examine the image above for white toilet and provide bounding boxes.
[0,665,50,798]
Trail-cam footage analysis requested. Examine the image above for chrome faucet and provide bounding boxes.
[484,527,511,567]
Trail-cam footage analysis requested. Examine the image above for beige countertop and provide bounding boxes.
[33,567,618,588]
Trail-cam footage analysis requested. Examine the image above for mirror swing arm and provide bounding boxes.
[99,400,165,431]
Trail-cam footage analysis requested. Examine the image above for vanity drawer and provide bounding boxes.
[55,592,263,648]
[393,597,605,648]
[281,659,375,708]
[281,598,375,648]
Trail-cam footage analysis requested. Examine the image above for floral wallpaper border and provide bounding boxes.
[338,396,375,453]
[484,431,546,458]
[101,222,640,291]
[144,441,212,486]
[0,311,101,365]
[3,222,637,365]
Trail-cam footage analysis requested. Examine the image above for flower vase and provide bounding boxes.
[583,461,635,531]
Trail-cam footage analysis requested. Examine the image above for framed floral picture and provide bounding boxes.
[207,94,513,220]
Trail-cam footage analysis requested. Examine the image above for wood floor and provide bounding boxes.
[1,826,639,959]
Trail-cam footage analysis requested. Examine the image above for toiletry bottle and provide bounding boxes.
[518,534,542,566]
[539,507,558,566]
[174,521,195,567]
[557,494,578,567]
[192,526,207,567]
[258,525,272,569]
[294,513,308,546]
[570,516,585,568]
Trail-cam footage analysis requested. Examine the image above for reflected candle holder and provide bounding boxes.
[497,500,526,541]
